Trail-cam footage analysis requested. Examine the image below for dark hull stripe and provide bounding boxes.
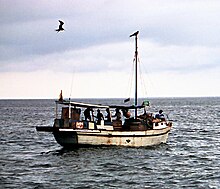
[54,129,170,138]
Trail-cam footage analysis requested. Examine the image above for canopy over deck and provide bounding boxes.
[56,100,109,108]
[55,100,146,109]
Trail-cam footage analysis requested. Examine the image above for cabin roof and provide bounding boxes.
[55,100,145,109]
[56,100,109,108]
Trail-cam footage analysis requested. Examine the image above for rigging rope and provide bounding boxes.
[125,58,135,101]
[69,66,76,100]
[126,52,149,102]
[139,56,157,97]
[138,57,148,97]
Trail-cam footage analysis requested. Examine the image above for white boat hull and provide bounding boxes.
[53,126,171,147]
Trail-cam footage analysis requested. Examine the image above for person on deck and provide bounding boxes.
[96,109,104,125]
[155,110,165,121]
[105,108,112,122]
[122,109,131,119]
[84,107,92,121]
[113,108,122,121]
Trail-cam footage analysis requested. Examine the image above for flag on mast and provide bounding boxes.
[59,90,63,101]
[124,98,130,103]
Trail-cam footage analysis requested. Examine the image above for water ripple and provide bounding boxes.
[0,98,220,188]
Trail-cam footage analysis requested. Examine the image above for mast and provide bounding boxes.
[130,31,139,119]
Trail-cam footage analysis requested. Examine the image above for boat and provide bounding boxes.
[36,31,172,147]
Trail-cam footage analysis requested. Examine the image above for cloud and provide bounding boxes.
[1,0,220,62]
[139,41,220,74]
[0,41,133,73]
[1,39,219,77]
[1,0,220,98]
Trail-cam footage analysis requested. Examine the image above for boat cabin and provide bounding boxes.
[54,100,169,131]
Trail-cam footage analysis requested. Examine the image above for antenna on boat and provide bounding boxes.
[130,31,139,119]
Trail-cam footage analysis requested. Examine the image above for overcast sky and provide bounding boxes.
[0,0,220,99]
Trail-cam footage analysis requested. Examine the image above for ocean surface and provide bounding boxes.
[0,97,219,189]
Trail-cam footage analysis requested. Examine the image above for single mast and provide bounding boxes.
[130,31,139,119]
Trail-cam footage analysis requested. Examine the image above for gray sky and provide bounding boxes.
[0,0,220,99]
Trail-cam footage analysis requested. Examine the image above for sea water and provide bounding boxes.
[0,97,219,189]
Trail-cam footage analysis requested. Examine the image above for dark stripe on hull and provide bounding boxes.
[77,129,170,138]
[53,128,171,147]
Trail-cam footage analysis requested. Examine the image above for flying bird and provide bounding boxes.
[55,20,65,32]
[130,31,139,37]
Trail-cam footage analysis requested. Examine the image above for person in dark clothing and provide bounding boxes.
[105,108,112,122]
[84,107,92,121]
[96,109,104,125]
[155,110,165,120]
[113,108,122,121]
